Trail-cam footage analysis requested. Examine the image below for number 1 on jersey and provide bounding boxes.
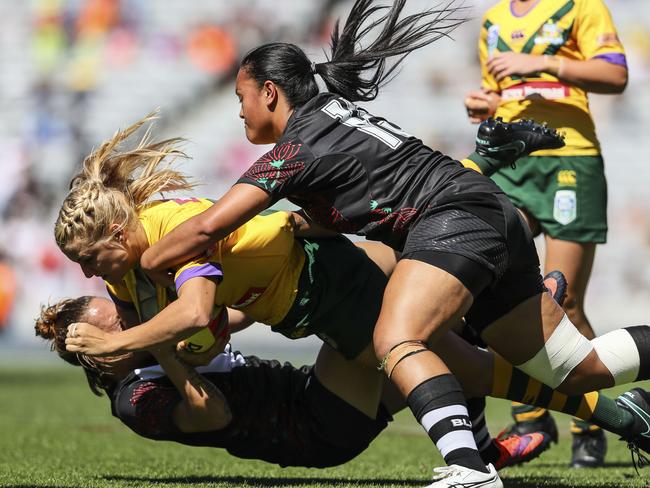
[321,99,411,149]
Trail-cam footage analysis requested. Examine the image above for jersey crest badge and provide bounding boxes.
[535,21,565,46]
[553,190,577,225]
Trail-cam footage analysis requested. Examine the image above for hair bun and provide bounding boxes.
[34,303,63,341]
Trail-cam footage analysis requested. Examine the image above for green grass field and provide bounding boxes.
[1,365,648,488]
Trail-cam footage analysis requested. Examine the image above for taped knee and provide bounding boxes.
[378,340,429,379]
[592,325,650,385]
[518,315,593,389]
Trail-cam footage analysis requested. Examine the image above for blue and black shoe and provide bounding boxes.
[475,117,565,169]
[616,388,650,473]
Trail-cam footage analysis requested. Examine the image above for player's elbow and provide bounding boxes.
[610,70,628,94]
[183,303,214,330]
[192,310,214,330]
[612,71,628,93]
[605,65,628,94]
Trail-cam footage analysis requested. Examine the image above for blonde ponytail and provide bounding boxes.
[55,112,196,252]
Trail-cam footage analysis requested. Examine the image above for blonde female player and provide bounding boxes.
[53,115,556,469]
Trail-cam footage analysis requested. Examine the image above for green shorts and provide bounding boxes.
[491,155,607,244]
[272,236,387,360]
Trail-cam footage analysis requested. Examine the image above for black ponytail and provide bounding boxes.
[241,0,469,106]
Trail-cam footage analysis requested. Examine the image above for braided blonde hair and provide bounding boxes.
[54,112,196,254]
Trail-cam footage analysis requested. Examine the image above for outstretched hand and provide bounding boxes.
[65,322,116,356]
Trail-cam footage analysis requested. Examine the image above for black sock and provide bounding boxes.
[407,374,488,473]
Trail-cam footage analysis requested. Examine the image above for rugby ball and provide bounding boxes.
[182,309,230,353]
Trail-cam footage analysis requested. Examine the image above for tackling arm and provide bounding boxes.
[66,277,219,356]
[140,184,272,275]
[152,348,232,433]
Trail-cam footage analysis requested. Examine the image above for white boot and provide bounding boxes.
[425,463,502,488]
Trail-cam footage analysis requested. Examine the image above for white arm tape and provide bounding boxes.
[518,315,593,389]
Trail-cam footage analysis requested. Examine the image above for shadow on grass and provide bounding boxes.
[104,475,425,486]
[105,471,648,488]
[3,486,80,488]
[504,473,643,488]
[532,461,637,469]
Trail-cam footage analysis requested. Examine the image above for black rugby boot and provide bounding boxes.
[570,428,607,468]
[475,117,565,170]
[543,270,568,307]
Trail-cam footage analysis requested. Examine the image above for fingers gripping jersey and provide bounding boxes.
[238,93,498,250]
[480,0,626,155]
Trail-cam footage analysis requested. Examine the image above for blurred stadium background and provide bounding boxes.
[0,0,649,363]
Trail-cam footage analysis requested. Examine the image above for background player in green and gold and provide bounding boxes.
[464,0,628,468]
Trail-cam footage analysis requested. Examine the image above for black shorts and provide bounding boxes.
[401,192,545,333]
[223,362,390,468]
[298,372,391,467]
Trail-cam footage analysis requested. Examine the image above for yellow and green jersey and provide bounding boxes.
[480,0,626,156]
[106,199,305,326]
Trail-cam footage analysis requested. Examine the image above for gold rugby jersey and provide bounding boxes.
[480,0,626,155]
[106,199,304,325]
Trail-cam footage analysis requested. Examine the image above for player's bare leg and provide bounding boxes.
[544,236,606,467]
[373,259,503,487]
[314,343,384,419]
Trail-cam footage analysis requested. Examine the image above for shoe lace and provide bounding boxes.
[431,465,463,481]
[627,440,650,476]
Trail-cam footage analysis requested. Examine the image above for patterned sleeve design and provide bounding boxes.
[479,13,500,92]
[238,142,308,201]
[114,379,180,439]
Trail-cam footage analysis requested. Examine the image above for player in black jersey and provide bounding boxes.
[130,1,650,486]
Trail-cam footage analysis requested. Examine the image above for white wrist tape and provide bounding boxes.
[592,329,640,385]
[518,314,593,389]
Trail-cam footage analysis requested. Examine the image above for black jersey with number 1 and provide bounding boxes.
[237,93,501,251]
